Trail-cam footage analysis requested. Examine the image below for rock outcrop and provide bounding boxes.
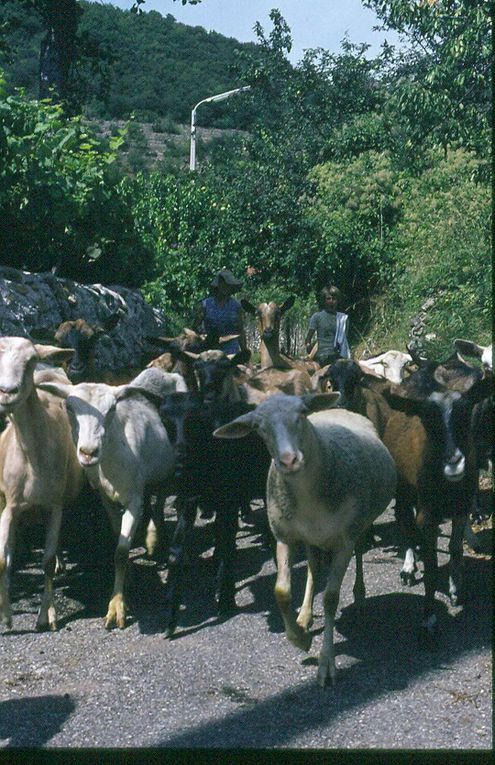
[0,266,166,372]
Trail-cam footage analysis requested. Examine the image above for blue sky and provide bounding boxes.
[101,0,402,63]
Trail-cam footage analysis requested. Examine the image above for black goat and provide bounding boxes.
[159,392,271,635]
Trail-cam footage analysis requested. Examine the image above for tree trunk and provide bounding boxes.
[39,0,80,105]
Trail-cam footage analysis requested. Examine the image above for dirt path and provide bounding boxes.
[0,502,492,751]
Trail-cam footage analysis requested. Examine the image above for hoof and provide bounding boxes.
[217,595,237,615]
[418,617,439,649]
[288,628,312,653]
[36,620,57,632]
[400,570,416,587]
[165,622,177,638]
[296,613,313,631]
[104,615,126,630]
[317,662,336,688]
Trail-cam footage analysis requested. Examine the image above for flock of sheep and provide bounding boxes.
[0,298,491,687]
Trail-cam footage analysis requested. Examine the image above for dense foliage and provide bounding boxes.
[0,80,153,284]
[0,0,257,124]
[0,2,491,355]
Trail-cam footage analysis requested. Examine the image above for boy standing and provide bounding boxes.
[305,285,351,366]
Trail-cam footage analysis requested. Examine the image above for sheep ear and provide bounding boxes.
[301,392,341,412]
[357,361,383,378]
[214,412,256,439]
[454,339,482,359]
[462,374,493,405]
[34,345,75,365]
[114,386,162,407]
[36,381,72,399]
[184,350,200,360]
[145,335,176,345]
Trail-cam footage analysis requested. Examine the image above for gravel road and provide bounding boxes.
[0,499,491,753]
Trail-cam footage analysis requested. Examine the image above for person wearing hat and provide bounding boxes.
[193,269,247,355]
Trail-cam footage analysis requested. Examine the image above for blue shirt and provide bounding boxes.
[202,296,242,354]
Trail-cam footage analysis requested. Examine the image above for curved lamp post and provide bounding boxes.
[189,85,251,170]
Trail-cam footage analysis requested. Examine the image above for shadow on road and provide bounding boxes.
[0,694,76,747]
[3,502,492,750]
[154,553,492,748]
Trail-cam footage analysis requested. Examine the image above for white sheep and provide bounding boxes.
[214,393,396,686]
[358,350,413,384]
[37,368,181,629]
[0,337,83,631]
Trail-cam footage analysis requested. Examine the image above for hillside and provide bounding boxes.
[90,117,245,172]
[0,0,259,126]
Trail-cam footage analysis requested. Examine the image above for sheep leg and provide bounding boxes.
[448,514,466,607]
[214,501,238,614]
[318,543,354,687]
[37,506,63,631]
[102,498,123,537]
[0,503,17,628]
[105,502,142,630]
[463,518,481,552]
[274,541,312,652]
[54,546,66,576]
[419,521,439,645]
[296,544,319,630]
[352,539,365,618]
[146,490,167,560]
[164,496,197,637]
[395,493,418,586]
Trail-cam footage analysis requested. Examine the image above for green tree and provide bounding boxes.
[306,150,403,321]
[0,87,153,284]
[364,0,491,155]
[2,0,203,111]
[380,148,491,355]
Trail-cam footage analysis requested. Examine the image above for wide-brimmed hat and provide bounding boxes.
[210,269,243,290]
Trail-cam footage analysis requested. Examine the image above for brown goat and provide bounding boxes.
[241,298,319,374]
[243,366,313,401]
[381,373,491,643]
[31,315,141,385]
[325,358,488,586]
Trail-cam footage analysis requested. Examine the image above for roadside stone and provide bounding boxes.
[0,266,167,371]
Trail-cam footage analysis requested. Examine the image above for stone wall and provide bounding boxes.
[0,266,167,372]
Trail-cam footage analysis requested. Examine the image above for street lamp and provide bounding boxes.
[189,85,251,171]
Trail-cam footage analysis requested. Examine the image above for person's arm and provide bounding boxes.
[305,328,316,355]
[236,308,247,351]
[192,302,204,333]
